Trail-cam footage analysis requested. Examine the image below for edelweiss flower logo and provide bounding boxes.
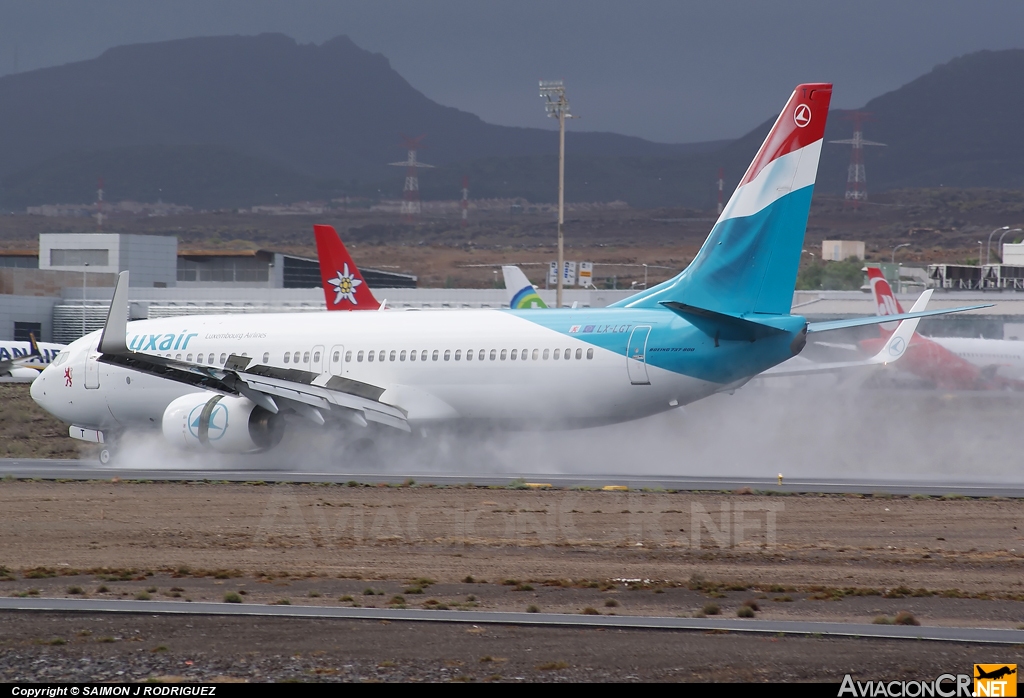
[328,264,363,305]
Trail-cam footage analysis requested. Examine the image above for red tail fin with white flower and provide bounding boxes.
[314,225,381,310]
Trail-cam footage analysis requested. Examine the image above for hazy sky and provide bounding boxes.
[3,1,1023,143]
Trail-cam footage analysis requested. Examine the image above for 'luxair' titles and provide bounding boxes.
[128,332,199,352]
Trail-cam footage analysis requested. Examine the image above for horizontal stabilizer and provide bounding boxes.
[660,301,785,342]
[806,303,990,334]
[766,290,930,376]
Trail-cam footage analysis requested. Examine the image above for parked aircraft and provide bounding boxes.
[315,224,382,310]
[0,335,64,379]
[30,83,988,464]
[860,267,1022,389]
[502,266,548,309]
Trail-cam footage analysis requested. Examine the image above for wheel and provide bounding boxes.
[98,448,112,465]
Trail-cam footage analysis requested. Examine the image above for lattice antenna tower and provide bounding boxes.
[460,176,469,228]
[389,135,434,222]
[828,111,885,208]
[716,167,725,215]
[96,176,104,230]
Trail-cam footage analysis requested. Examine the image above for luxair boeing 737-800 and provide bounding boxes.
[30,84,988,464]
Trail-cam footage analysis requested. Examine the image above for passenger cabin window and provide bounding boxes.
[575,348,582,360]
[553,349,560,360]
[400,350,407,361]
[390,350,396,362]
[208,353,214,364]
[303,352,310,363]
[444,350,451,361]
[313,351,321,363]
[368,351,374,363]
[262,352,269,362]
[175,353,181,360]
[532,349,539,360]
[197,354,204,364]
[410,350,416,361]
[521,349,528,360]
[489,349,497,361]
[466,350,473,361]
[357,351,364,362]
[283,353,290,364]
[378,350,385,362]
[478,349,485,361]
[345,351,351,362]
[500,349,507,360]
[510,349,517,360]
[220,353,226,364]
[564,348,571,360]
[587,348,594,359]
[186,354,193,362]
[432,350,439,361]
[543,349,550,360]
[420,350,427,361]
[455,350,461,360]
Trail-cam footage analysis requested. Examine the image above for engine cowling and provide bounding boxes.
[161,392,285,453]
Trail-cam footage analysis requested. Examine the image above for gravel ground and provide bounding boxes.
[1,480,1022,682]
[0,613,1012,683]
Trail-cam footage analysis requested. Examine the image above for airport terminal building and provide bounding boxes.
[0,233,628,343]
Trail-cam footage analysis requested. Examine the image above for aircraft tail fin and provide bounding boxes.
[866,266,904,332]
[313,225,381,310]
[502,266,548,309]
[618,83,832,316]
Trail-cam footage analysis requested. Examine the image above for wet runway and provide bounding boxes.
[3,458,1024,497]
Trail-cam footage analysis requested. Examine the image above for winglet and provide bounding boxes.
[98,271,129,354]
[871,289,931,364]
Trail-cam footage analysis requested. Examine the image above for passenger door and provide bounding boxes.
[626,326,652,385]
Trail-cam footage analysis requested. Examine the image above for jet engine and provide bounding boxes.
[161,392,284,453]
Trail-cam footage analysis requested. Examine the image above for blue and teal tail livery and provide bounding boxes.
[503,266,548,309]
[617,84,832,317]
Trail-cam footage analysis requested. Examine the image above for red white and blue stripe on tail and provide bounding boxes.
[618,83,832,317]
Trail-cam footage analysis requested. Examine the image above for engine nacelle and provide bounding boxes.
[161,392,284,453]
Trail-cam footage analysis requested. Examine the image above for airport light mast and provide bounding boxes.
[540,80,574,308]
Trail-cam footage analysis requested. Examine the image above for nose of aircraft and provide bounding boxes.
[30,361,54,409]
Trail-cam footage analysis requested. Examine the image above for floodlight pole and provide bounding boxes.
[82,262,89,337]
[557,106,565,308]
[540,80,574,308]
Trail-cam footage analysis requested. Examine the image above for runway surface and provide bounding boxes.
[2,598,1021,645]
[2,458,1024,497]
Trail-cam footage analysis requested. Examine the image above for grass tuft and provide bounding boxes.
[223,592,242,604]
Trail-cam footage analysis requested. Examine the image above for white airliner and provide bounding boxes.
[30,83,987,464]
[0,336,64,379]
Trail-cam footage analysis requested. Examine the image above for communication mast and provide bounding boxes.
[716,167,724,215]
[388,135,434,222]
[460,176,469,228]
[96,176,104,230]
[829,111,885,208]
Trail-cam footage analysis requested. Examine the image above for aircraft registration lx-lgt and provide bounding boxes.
[30,84,988,463]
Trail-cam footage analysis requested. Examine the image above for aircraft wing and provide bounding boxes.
[764,290,930,376]
[96,272,409,431]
